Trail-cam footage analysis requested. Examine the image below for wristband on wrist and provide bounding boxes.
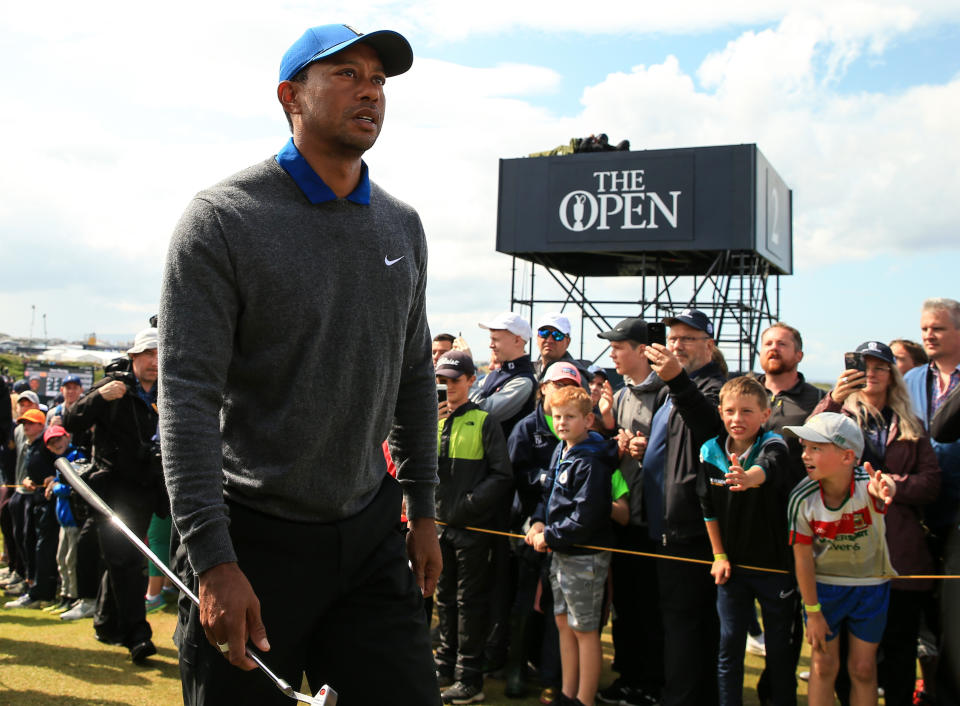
[805,602,822,613]
[713,553,728,561]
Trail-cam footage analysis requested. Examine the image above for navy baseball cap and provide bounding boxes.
[856,341,895,365]
[662,308,715,338]
[279,24,413,82]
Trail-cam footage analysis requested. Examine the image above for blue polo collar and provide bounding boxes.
[275,138,371,205]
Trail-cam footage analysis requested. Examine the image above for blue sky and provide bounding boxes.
[0,1,958,383]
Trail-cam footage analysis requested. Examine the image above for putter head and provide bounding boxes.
[314,685,337,705]
[292,685,337,705]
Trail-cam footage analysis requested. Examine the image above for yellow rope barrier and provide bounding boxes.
[436,521,960,580]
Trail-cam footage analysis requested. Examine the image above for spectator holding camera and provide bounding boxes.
[812,340,940,704]
[62,327,163,663]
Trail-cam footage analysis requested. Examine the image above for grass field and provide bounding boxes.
[0,598,813,705]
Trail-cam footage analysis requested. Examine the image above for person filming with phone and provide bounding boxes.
[811,340,941,704]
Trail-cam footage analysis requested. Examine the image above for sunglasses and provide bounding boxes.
[538,328,567,342]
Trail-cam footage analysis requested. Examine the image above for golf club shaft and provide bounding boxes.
[53,457,303,701]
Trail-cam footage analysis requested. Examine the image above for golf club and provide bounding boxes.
[54,457,337,706]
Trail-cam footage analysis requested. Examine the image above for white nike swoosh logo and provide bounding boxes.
[384,255,404,266]
[779,588,796,599]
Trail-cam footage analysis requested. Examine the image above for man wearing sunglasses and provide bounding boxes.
[533,313,590,392]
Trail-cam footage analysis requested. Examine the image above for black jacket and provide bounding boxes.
[757,372,825,484]
[436,402,513,531]
[655,362,725,543]
[62,362,159,491]
[508,402,558,518]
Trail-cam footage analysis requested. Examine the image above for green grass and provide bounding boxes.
[0,599,812,705]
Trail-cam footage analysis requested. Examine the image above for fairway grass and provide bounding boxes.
[0,600,809,705]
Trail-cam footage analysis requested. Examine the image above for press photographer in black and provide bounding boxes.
[63,325,164,663]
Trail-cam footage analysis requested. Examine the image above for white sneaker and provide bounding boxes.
[746,633,766,656]
[4,594,41,609]
[798,670,810,682]
[60,597,96,620]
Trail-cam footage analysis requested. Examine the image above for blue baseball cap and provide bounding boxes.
[62,374,82,386]
[279,24,413,83]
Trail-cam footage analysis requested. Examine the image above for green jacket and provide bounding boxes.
[436,402,513,529]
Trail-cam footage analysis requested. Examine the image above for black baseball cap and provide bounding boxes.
[662,308,715,337]
[598,317,648,343]
[435,350,476,379]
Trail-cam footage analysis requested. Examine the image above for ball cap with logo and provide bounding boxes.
[543,361,582,386]
[62,374,82,387]
[855,341,895,366]
[479,312,532,341]
[279,24,413,82]
[435,350,476,379]
[662,308,715,338]
[535,312,571,336]
[597,317,649,343]
[782,411,865,460]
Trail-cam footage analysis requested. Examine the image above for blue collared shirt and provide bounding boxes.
[275,138,371,205]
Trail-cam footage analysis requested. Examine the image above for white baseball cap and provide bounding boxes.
[535,312,571,336]
[783,412,864,460]
[479,312,531,340]
[127,327,158,356]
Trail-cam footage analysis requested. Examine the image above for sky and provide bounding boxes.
[1,0,958,382]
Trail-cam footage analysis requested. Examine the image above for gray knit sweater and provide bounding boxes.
[158,157,438,574]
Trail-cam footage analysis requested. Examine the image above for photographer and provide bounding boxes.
[63,326,162,663]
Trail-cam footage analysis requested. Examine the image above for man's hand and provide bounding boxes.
[531,532,549,553]
[198,562,270,670]
[22,478,36,492]
[644,343,683,382]
[407,517,442,597]
[616,428,633,456]
[805,610,831,653]
[628,434,648,460]
[99,379,127,401]
[865,461,896,505]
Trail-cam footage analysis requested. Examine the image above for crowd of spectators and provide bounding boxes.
[2,298,959,706]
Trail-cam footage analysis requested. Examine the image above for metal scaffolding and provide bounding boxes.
[509,251,781,374]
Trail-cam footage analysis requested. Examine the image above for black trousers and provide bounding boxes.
[177,476,441,706]
[0,486,22,576]
[436,527,494,685]
[9,491,36,582]
[28,499,60,601]
[610,524,664,694]
[75,515,103,600]
[658,537,719,706]
[93,479,153,649]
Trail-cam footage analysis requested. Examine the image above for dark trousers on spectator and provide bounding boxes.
[609,524,664,695]
[483,534,514,670]
[75,515,102,600]
[659,536,719,706]
[716,570,797,706]
[878,588,926,705]
[176,475,440,706]
[9,491,36,582]
[27,498,60,601]
[0,486,22,576]
[938,524,960,706]
[436,527,494,687]
[93,479,153,649]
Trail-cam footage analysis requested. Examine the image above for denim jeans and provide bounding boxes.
[716,570,798,706]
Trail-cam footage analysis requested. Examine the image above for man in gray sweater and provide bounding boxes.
[159,24,441,706]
